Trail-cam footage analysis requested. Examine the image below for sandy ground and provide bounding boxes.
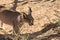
[0,0,60,39]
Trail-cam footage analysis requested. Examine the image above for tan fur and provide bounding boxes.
[0,5,34,34]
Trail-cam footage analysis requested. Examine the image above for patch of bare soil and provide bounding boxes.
[0,0,60,40]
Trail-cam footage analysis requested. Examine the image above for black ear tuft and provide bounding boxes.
[28,7,32,15]
[29,7,32,12]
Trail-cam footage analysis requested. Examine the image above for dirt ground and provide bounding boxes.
[0,0,60,40]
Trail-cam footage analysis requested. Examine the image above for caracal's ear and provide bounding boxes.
[28,7,32,15]
[21,12,27,19]
[0,5,5,8]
